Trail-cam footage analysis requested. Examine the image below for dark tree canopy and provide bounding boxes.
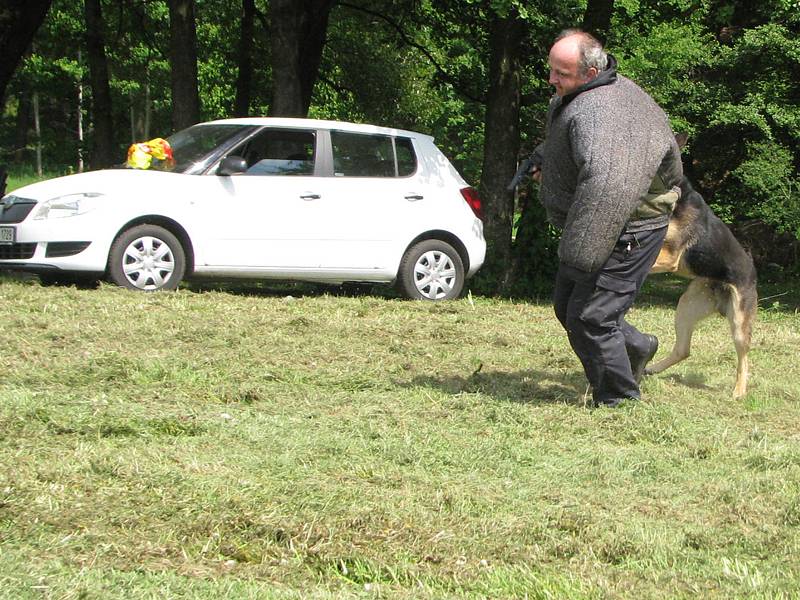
[582,0,614,43]
[0,0,53,105]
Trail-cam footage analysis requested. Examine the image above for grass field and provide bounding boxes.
[1,273,799,599]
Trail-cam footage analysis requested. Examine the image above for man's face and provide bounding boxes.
[548,36,597,97]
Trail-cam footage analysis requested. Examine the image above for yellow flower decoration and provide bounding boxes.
[126,138,174,170]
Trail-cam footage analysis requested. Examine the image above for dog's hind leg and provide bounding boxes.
[646,278,717,376]
[727,284,756,399]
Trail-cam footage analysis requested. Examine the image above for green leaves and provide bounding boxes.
[612,9,800,245]
[733,141,800,237]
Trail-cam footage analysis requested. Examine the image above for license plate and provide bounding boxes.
[0,227,15,245]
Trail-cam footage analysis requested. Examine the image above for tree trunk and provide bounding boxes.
[269,0,336,117]
[269,0,302,116]
[298,0,334,113]
[144,81,151,138]
[475,10,525,294]
[33,91,42,177]
[168,0,201,131]
[581,0,614,43]
[234,0,255,117]
[77,49,84,172]
[0,0,53,108]
[84,0,115,168]
[507,1,617,297]
[14,90,31,162]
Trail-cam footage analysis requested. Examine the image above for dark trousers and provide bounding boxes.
[553,226,667,404]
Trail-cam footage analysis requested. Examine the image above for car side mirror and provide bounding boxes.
[218,156,248,176]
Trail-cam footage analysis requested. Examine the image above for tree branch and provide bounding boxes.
[338,1,485,104]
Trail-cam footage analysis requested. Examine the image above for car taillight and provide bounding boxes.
[460,187,483,220]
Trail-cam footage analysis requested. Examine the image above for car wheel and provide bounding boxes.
[397,240,465,300]
[108,224,185,291]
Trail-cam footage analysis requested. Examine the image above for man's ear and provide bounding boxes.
[675,132,689,149]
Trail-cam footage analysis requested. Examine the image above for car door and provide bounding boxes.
[192,127,329,269]
[304,130,427,272]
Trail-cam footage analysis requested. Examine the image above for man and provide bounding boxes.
[533,29,683,407]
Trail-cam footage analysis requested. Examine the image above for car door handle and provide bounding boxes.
[404,193,424,201]
[300,192,321,201]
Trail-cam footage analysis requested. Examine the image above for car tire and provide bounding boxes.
[108,224,185,291]
[397,239,465,300]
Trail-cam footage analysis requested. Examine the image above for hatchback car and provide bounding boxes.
[0,118,485,300]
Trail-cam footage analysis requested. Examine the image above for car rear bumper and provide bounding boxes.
[465,220,486,278]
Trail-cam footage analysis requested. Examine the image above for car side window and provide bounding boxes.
[233,128,316,176]
[331,131,399,177]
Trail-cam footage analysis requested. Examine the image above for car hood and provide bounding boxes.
[7,169,183,202]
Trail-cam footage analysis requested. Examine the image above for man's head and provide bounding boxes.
[548,29,607,97]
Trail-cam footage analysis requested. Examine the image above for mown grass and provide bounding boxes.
[1,273,799,599]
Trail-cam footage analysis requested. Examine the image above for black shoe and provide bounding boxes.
[629,334,658,384]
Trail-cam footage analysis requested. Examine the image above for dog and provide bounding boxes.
[646,142,757,398]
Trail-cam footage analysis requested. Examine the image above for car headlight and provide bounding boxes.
[33,192,104,220]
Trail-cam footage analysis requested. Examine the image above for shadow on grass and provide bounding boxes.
[410,368,590,407]
[185,278,400,300]
[655,371,716,393]
[188,273,800,313]
[411,366,722,406]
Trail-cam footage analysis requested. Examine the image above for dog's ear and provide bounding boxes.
[675,133,689,149]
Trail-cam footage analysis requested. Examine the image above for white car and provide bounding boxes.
[0,118,485,300]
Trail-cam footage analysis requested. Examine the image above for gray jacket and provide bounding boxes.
[536,57,683,273]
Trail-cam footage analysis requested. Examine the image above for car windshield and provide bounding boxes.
[150,124,255,173]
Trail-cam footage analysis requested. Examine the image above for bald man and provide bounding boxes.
[534,29,683,408]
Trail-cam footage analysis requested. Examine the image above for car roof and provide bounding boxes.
[201,117,433,142]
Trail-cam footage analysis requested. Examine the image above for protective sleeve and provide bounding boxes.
[557,103,670,273]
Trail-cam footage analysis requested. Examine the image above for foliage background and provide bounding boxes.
[1,0,799,289]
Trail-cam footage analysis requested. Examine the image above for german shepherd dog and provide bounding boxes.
[647,140,757,398]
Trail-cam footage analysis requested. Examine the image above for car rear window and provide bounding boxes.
[395,137,417,177]
[331,131,417,178]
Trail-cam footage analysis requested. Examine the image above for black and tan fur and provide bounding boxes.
[647,167,757,398]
